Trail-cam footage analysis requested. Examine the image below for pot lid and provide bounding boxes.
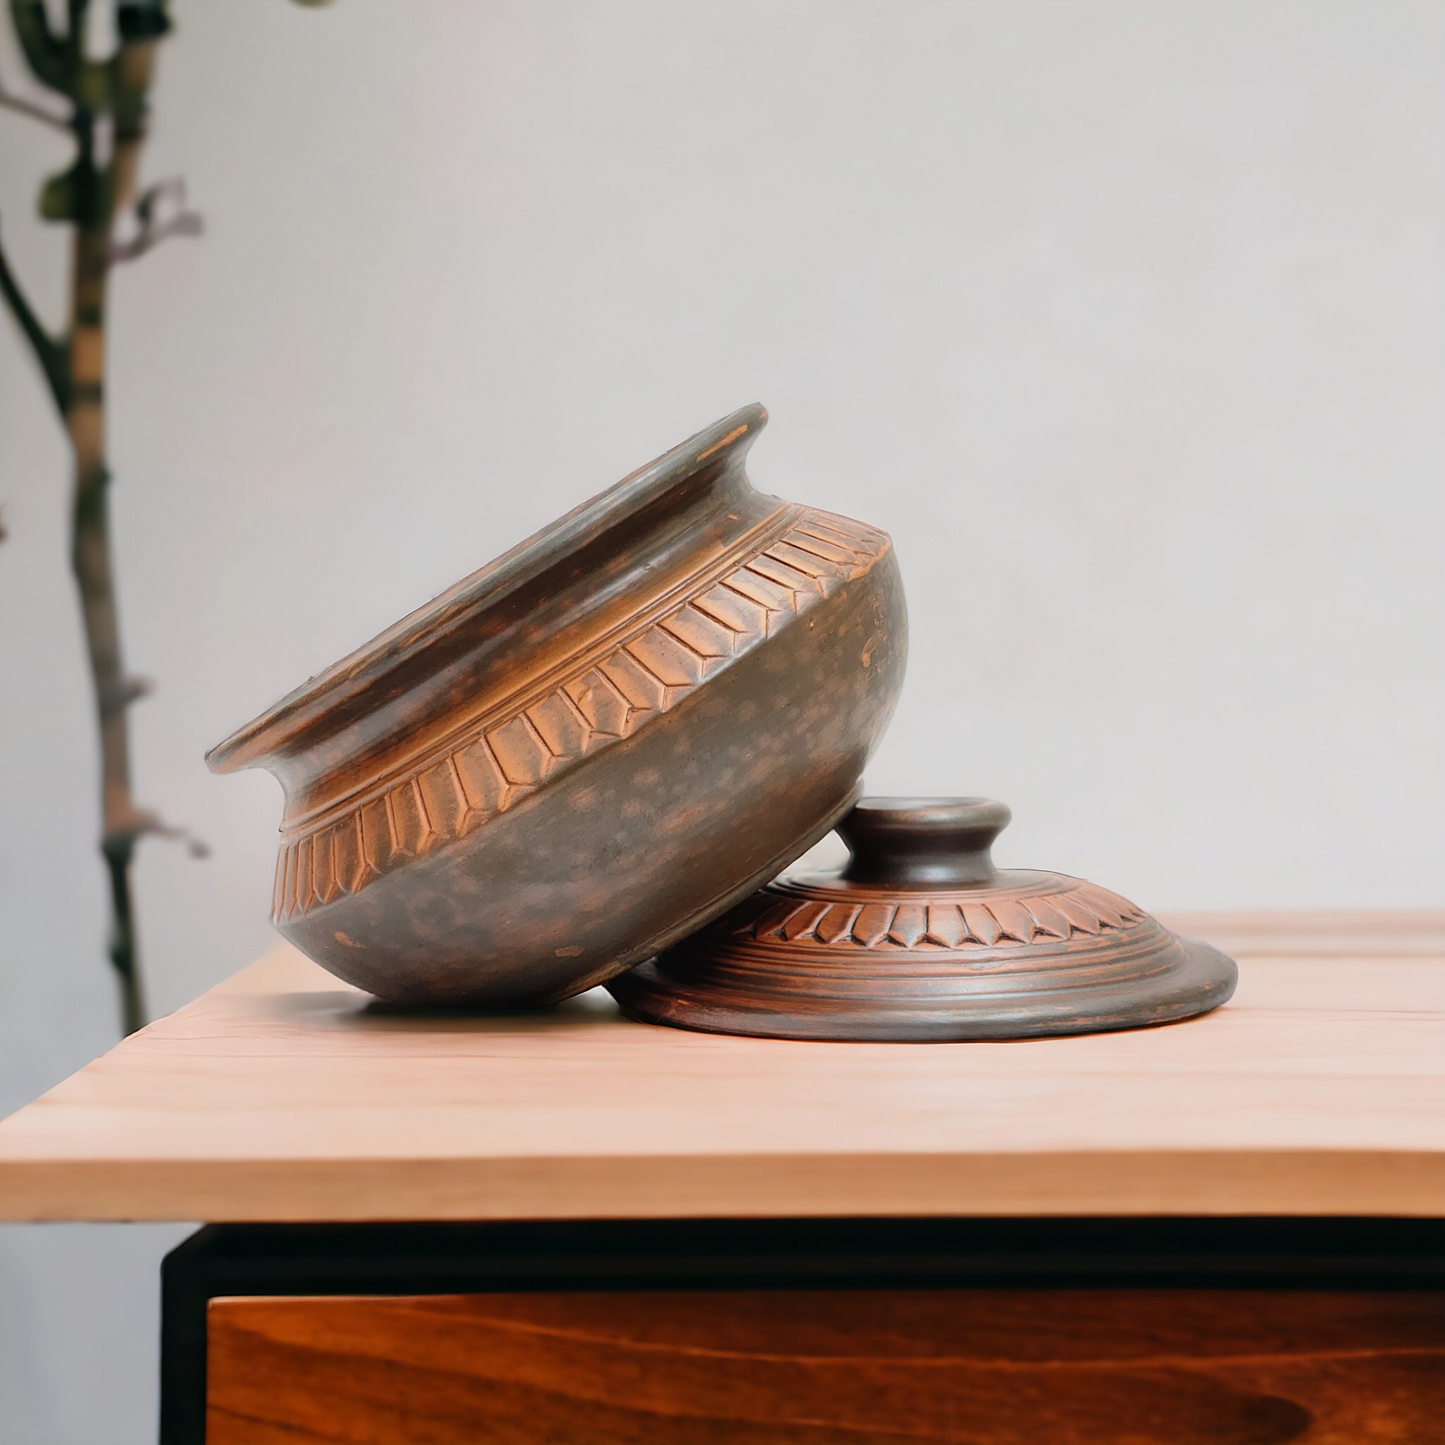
[608,798,1237,1041]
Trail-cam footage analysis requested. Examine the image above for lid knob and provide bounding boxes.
[836,797,1011,888]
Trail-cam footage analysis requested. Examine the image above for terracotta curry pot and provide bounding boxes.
[207,405,907,1005]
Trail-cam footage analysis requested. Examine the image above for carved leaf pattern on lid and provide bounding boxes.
[270,510,889,923]
[738,882,1147,950]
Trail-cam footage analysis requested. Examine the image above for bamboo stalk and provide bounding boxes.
[69,210,149,1032]
[1,0,192,1034]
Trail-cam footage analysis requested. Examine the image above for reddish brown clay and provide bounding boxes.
[207,406,907,1006]
[609,798,1237,1041]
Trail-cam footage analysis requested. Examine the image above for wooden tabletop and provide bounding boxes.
[1,912,1442,1222]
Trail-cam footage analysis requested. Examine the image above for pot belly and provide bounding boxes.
[277,529,906,1006]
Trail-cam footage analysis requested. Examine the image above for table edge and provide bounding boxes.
[3,1147,1441,1222]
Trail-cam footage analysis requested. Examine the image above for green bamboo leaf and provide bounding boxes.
[117,1,173,42]
[0,215,70,412]
[38,164,79,221]
[78,61,112,112]
[9,0,71,97]
[37,161,110,226]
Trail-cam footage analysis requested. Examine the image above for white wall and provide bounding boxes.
[2,2,1442,1439]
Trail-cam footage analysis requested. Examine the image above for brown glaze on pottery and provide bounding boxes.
[207,406,908,1006]
[609,798,1237,1040]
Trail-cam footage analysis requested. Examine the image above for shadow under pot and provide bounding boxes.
[609,798,1237,1040]
[206,404,908,1006]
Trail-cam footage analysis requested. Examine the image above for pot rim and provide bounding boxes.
[207,403,768,774]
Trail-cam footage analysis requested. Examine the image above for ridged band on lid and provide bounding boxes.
[609,798,1238,1042]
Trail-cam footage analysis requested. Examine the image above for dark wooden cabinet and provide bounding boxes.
[165,1218,1445,1444]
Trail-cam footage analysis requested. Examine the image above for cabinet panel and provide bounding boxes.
[207,1288,1445,1443]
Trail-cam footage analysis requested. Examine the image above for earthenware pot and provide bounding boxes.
[609,797,1237,1040]
[207,405,907,1005]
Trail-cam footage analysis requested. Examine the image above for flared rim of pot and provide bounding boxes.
[207,403,768,774]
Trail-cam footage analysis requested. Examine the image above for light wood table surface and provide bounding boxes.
[1,912,1441,1222]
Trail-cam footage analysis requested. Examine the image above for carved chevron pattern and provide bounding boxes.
[273,510,889,922]
[724,881,1148,951]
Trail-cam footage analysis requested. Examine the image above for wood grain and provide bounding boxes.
[1,912,1442,1221]
[207,1288,1445,1444]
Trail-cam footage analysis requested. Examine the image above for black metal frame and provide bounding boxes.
[160,1215,1444,1445]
